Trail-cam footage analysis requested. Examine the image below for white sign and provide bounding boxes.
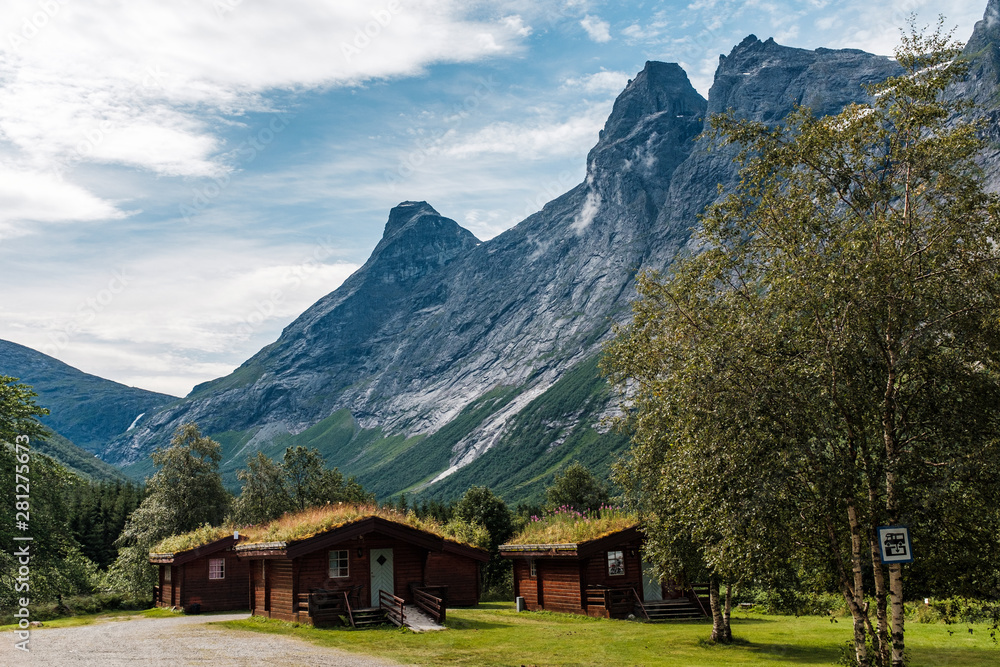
[877,526,914,564]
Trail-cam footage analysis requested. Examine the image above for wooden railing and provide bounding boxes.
[379,590,406,628]
[687,583,710,617]
[585,586,637,618]
[630,587,650,620]
[342,590,355,628]
[413,586,447,624]
[306,588,348,626]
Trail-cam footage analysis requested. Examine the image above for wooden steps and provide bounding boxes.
[351,607,389,627]
[641,599,708,621]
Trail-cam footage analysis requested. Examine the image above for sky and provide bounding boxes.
[0,0,986,397]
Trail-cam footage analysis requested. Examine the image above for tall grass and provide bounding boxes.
[506,505,638,545]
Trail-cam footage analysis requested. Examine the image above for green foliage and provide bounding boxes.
[506,506,637,545]
[544,461,609,512]
[737,589,847,617]
[453,486,514,589]
[605,24,1000,666]
[441,518,491,551]
[906,598,1000,626]
[0,378,103,612]
[0,592,149,625]
[229,447,374,525]
[107,423,231,595]
[0,375,49,443]
[0,446,99,611]
[67,480,145,568]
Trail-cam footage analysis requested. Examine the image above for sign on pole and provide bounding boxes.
[877,525,914,564]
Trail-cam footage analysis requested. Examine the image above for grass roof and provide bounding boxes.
[151,524,235,555]
[505,507,639,546]
[151,503,487,556]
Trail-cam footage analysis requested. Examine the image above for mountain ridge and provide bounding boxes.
[21,5,1000,502]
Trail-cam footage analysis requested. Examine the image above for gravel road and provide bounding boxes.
[1,613,404,666]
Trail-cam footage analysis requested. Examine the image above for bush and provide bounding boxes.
[481,566,514,603]
[736,588,846,616]
[906,597,1000,625]
[0,592,150,624]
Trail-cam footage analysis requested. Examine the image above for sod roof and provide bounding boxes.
[150,503,485,556]
[503,508,639,547]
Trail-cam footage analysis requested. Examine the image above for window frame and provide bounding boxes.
[329,549,350,578]
[607,550,625,577]
[209,557,225,580]
[529,558,536,578]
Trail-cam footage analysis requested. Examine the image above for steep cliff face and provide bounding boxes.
[653,35,900,256]
[107,62,710,472]
[954,0,1000,190]
[102,12,1000,500]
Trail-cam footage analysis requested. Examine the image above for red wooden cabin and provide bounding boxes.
[234,516,488,625]
[501,526,700,619]
[150,534,250,612]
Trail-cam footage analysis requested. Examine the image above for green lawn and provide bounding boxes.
[217,602,999,666]
[0,606,178,631]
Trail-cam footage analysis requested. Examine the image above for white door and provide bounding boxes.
[641,562,662,601]
[370,548,394,606]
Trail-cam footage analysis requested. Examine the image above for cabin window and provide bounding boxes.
[164,567,171,583]
[329,550,349,578]
[209,558,225,580]
[607,550,625,576]
[529,559,536,578]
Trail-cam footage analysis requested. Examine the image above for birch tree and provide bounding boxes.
[605,24,1000,666]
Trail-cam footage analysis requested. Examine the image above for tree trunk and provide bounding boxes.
[870,528,890,666]
[723,581,733,642]
[846,501,871,666]
[883,353,904,667]
[889,564,905,667]
[708,576,729,643]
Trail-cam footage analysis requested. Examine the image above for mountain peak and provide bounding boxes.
[384,200,441,238]
[367,202,479,285]
[599,60,705,144]
[708,35,899,120]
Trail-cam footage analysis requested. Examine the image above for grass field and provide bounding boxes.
[217,602,999,666]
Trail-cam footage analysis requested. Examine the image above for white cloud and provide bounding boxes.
[437,101,612,160]
[0,164,127,232]
[502,14,533,37]
[0,239,360,395]
[570,188,601,233]
[0,0,531,230]
[563,70,630,95]
[580,14,612,42]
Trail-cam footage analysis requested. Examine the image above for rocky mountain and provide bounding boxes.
[100,7,996,502]
[0,339,174,479]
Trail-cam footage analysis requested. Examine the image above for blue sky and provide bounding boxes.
[0,0,985,396]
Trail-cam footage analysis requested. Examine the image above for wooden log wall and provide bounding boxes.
[584,537,643,591]
[424,552,480,606]
[174,552,250,612]
[537,560,584,614]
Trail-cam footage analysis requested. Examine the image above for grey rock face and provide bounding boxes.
[104,14,999,492]
[653,36,900,257]
[953,0,1000,190]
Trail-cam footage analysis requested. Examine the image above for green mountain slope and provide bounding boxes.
[34,430,126,482]
[0,339,176,455]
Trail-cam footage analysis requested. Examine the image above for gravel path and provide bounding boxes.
[2,613,404,666]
